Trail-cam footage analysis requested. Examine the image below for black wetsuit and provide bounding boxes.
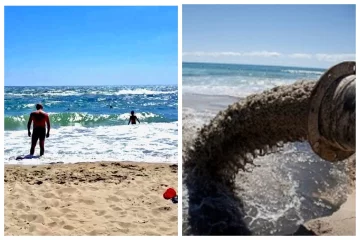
[129,115,138,124]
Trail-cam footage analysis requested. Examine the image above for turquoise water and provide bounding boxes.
[5,85,178,164]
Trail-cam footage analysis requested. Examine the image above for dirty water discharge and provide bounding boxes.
[183,81,349,235]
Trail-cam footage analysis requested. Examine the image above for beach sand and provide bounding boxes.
[4,161,178,236]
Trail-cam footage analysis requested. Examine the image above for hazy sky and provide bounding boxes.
[183,4,355,68]
[5,6,178,86]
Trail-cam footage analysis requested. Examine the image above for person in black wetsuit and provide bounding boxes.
[128,110,140,125]
[27,103,51,156]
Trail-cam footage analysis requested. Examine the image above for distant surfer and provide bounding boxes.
[128,110,140,125]
[27,103,51,156]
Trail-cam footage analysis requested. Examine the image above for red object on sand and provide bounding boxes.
[163,188,177,199]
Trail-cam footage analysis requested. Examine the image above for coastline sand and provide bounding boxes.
[4,161,178,236]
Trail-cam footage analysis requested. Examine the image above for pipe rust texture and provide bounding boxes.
[319,74,355,152]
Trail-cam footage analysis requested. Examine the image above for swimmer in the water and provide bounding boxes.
[128,110,140,125]
[27,103,51,156]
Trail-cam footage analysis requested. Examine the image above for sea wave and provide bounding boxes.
[4,122,178,164]
[5,112,173,130]
[281,69,324,75]
[5,88,177,97]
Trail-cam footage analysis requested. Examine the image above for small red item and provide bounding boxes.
[163,188,177,200]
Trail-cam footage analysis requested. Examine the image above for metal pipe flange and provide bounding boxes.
[308,61,356,162]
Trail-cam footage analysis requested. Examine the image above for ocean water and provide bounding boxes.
[182,62,349,235]
[183,62,325,97]
[5,85,178,165]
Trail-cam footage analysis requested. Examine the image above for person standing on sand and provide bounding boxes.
[128,110,140,125]
[27,103,51,156]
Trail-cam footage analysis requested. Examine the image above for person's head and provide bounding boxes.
[131,110,134,115]
[36,103,43,110]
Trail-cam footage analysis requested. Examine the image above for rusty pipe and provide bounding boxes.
[308,61,356,161]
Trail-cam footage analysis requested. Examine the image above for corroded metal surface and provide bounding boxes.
[308,61,356,161]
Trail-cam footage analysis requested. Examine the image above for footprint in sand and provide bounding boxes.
[63,225,75,230]
[117,222,132,228]
[110,205,122,211]
[95,210,106,216]
[48,222,57,227]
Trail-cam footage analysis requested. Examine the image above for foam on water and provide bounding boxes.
[235,143,347,235]
[6,88,177,97]
[183,62,325,98]
[5,122,178,165]
[5,85,178,165]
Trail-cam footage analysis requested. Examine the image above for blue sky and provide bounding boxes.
[183,5,356,68]
[5,6,178,86]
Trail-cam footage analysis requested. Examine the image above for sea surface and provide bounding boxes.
[182,62,349,235]
[5,85,178,165]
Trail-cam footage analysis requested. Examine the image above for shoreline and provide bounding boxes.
[5,161,178,236]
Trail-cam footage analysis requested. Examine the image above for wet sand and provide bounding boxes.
[4,161,178,236]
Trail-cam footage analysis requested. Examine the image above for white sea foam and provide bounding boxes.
[4,122,178,165]
[105,89,177,95]
[6,89,177,97]
[182,76,298,97]
[281,69,324,75]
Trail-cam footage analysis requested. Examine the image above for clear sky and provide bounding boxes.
[5,6,178,86]
[183,5,355,68]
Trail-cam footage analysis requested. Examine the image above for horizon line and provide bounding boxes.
[4,83,178,87]
[182,61,329,70]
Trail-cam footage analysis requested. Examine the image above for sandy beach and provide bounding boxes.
[4,161,178,236]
